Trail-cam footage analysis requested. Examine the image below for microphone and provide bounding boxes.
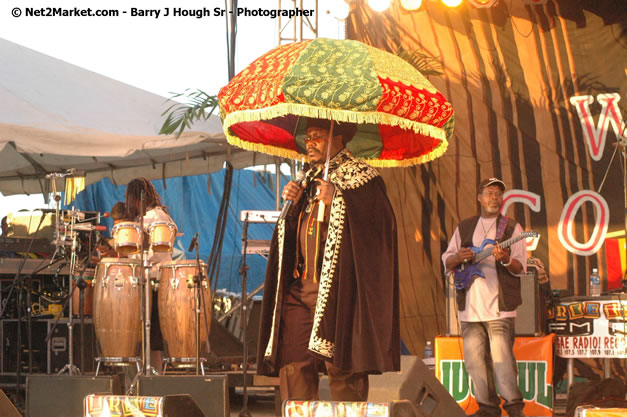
[188,232,199,252]
[278,170,306,221]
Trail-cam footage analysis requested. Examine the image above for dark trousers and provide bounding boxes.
[277,279,368,401]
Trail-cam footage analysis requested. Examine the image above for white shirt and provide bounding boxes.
[442,217,527,322]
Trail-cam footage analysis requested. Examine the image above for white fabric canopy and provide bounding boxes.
[0,38,273,195]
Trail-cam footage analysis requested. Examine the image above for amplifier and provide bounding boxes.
[446,272,543,336]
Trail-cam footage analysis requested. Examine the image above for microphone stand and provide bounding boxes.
[139,191,156,376]
[192,235,202,375]
[238,213,251,417]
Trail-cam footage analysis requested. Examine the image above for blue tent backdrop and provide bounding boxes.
[70,169,286,294]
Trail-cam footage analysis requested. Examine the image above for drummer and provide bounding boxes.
[125,177,177,368]
[111,201,128,225]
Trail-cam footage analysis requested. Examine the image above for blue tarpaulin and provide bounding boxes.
[71,169,286,294]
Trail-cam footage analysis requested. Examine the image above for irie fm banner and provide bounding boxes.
[548,296,627,358]
[435,335,555,417]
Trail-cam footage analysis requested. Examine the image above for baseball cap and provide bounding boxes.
[479,177,506,192]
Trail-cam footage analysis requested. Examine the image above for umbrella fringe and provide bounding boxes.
[224,126,449,168]
[222,103,449,142]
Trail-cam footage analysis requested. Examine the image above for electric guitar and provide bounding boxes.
[453,231,539,290]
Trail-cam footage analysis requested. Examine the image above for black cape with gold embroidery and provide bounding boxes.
[256,150,400,376]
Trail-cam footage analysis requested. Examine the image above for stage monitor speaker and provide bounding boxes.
[319,356,465,417]
[0,389,22,417]
[138,375,229,417]
[369,356,465,417]
[283,400,418,417]
[446,272,542,336]
[26,375,121,417]
[84,394,204,417]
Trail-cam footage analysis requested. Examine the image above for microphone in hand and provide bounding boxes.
[278,170,306,221]
[188,232,199,252]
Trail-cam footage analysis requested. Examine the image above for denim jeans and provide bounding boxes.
[461,318,524,416]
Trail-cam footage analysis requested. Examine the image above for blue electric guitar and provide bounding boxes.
[453,231,539,290]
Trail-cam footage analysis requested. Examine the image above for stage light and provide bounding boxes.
[368,0,391,12]
[400,0,422,10]
[332,1,350,20]
[442,0,462,7]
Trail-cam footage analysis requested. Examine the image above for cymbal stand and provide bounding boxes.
[57,210,81,375]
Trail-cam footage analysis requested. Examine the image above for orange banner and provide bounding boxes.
[435,335,555,417]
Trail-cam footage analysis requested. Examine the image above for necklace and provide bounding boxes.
[479,217,497,240]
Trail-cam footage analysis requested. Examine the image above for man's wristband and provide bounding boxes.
[500,258,512,267]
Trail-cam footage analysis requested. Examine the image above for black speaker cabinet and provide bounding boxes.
[138,375,229,417]
[26,375,121,417]
[446,272,542,336]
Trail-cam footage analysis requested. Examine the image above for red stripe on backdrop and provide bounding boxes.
[605,238,626,290]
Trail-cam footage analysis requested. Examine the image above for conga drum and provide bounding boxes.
[93,258,143,361]
[148,221,177,252]
[111,222,142,256]
[158,260,211,360]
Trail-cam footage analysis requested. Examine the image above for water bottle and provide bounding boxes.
[424,341,434,359]
[590,268,601,297]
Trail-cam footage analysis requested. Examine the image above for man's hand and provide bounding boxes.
[314,179,335,206]
[282,181,304,205]
[492,245,511,263]
[457,247,474,265]
[445,247,474,271]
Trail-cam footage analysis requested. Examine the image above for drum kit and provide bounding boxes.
[39,172,211,378]
[92,218,212,376]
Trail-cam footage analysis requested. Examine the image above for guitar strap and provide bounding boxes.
[495,215,509,242]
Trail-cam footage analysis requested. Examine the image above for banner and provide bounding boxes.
[435,335,555,417]
[548,296,627,358]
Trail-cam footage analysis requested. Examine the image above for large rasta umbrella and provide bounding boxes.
[218,38,454,167]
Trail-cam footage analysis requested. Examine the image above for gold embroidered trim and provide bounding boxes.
[308,190,345,358]
[264,219,286,358]
[331,151,380,190]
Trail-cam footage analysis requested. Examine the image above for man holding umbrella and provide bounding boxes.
[218,36,454,401]
[257,118,400,401]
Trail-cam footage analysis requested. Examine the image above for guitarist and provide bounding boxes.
[442,178,528,417]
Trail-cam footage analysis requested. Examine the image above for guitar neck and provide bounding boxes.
[475,234,525,263]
